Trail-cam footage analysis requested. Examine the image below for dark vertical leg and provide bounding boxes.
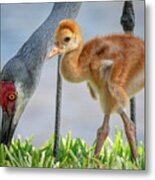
[95,115,110,157]
[53,55,62,161]
[120,1,136,136]
[120,1,135,33]
[130,97,136,124]
[52,4,81,162]
[120,110,137,160]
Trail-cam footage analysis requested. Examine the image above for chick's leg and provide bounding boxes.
[120,110,137,160]
[108,82,137,160]
[95,114,110,157]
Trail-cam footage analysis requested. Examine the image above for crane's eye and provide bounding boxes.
[64,37,71,43]
[8,94,16,101]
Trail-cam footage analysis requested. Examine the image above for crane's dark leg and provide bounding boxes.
[120,1,136,125]
[120,110,137,160]
[120,1,137,146]
[130,98,136,124]
[53,55,62,161]
[95,114,110,157]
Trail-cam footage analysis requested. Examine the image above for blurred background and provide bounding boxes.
[1,1,144,147]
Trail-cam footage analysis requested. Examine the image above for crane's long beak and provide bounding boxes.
[48,45,60,59]
[0,110,16,146]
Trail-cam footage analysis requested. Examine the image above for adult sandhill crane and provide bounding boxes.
[48,19,144,160]
[0,2,81,146]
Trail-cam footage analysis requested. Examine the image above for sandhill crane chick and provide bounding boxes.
[48,19,144,160]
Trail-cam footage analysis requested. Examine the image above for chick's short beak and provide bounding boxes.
[48,45,60,59]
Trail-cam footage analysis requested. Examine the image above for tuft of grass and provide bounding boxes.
[0,130,145,169]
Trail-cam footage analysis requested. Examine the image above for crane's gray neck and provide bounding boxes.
[1,2,81,97]
[17,2,82,72]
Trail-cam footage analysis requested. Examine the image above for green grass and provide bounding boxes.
[0,130,145,170]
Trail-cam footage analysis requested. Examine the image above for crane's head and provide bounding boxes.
[0,81,17,146]
[48,19,83,59]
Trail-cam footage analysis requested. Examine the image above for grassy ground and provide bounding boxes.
[0,129,145,170]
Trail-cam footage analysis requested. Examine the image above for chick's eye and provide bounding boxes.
[8,94,16,101]
[64,37,71,43]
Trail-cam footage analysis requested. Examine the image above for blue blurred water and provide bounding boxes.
[1,1,145,146]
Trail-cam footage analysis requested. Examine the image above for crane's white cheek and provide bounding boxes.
[12,98,28,126]
[12,83,29,126]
